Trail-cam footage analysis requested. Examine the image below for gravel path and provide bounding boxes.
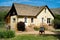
[16,31,60,35]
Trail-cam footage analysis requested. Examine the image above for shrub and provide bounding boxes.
[0,30,15,38]
[6,30,15,38]
[52,19,60,29]
[34,27,40,31]
[52,14,60,29]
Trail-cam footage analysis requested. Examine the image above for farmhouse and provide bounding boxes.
[5,3,54,31]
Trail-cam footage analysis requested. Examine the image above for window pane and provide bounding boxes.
[13,18,15,22]
[31,18,33,23]
[42,18,44,23]
[47,18,50,23]
[25,17,27,23]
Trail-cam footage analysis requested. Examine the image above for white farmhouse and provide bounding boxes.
[5,3,54,31]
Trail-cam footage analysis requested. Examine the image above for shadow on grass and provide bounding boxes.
[39,34,60,40]
[54,31,60,40]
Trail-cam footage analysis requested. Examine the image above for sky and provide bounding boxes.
[0,0,60,8]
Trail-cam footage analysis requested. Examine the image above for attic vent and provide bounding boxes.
[13,12,15,15]
[45,7,46,13]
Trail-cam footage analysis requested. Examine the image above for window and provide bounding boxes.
[25,17,27,23]
[13,18,15,22]
[31,18,33,23]
[47,18,50,23]
[42,18,44,23]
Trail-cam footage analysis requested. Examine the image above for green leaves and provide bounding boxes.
[54,14,60,24]
[52,14,60,28]
[0,11,7,21]
[0,30,15,38]
[54,14,60,20]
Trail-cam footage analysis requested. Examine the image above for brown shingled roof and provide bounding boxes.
[14,3,45,16]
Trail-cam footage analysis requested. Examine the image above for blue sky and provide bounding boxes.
[0,0,60,8]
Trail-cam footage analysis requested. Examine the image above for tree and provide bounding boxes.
[52,14,60,29]
[0,11,7,22]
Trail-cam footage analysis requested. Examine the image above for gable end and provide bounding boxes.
[36,5,55,18]
[4,3,17,19]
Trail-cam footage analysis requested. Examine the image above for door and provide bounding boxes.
[17,22,25,31]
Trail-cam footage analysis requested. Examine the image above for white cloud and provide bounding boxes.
[23,0,30,1]
[14,0,31,2]
[56,1,60,3]
[0,1,13,6]
[0,0,53,6]
[0,0,32,6]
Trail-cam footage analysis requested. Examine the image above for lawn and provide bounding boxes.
[0,22,60,40]
[1,34,59,40]
[0,22,6,31]
[0,8,60,40]
[0,23,60,40]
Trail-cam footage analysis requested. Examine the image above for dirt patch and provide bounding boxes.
[16,31,59,35]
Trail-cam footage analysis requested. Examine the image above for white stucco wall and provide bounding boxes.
[36,7,54,26]
[18,18,35,26]
[17,8,54,27]
[10,15,17,31]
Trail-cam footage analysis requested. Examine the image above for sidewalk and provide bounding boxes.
[16,31,60,35]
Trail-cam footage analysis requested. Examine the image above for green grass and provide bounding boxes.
[2,34,60,40]
[0,22,6,31]
[0,23,60,40]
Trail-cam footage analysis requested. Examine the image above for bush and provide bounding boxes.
[52,14,60,29]
[0,30,15,38]
[34,27,40,31]
[52,19,60,29]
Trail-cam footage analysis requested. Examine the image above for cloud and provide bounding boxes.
[0,0,60,8]
[14,0,31,2]
[0,1,13,6]
[0,0,30,6]
[0,0,47,6]
[23,0,30,1]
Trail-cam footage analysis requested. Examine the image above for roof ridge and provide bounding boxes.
[11,3,48,17]
[13,3,46,8]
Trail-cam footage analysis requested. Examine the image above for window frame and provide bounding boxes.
[13,18,15,22]
[47,18,51,23]
[24,17,27,23]
[31,18,33,23]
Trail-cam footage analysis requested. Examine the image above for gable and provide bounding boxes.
[45,6,55,18]
[36,5,55,18]
[5,3,54,19]
[5,4,17,19]
[14,3,45,16]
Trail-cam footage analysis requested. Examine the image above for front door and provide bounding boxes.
[17,22,25,31]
